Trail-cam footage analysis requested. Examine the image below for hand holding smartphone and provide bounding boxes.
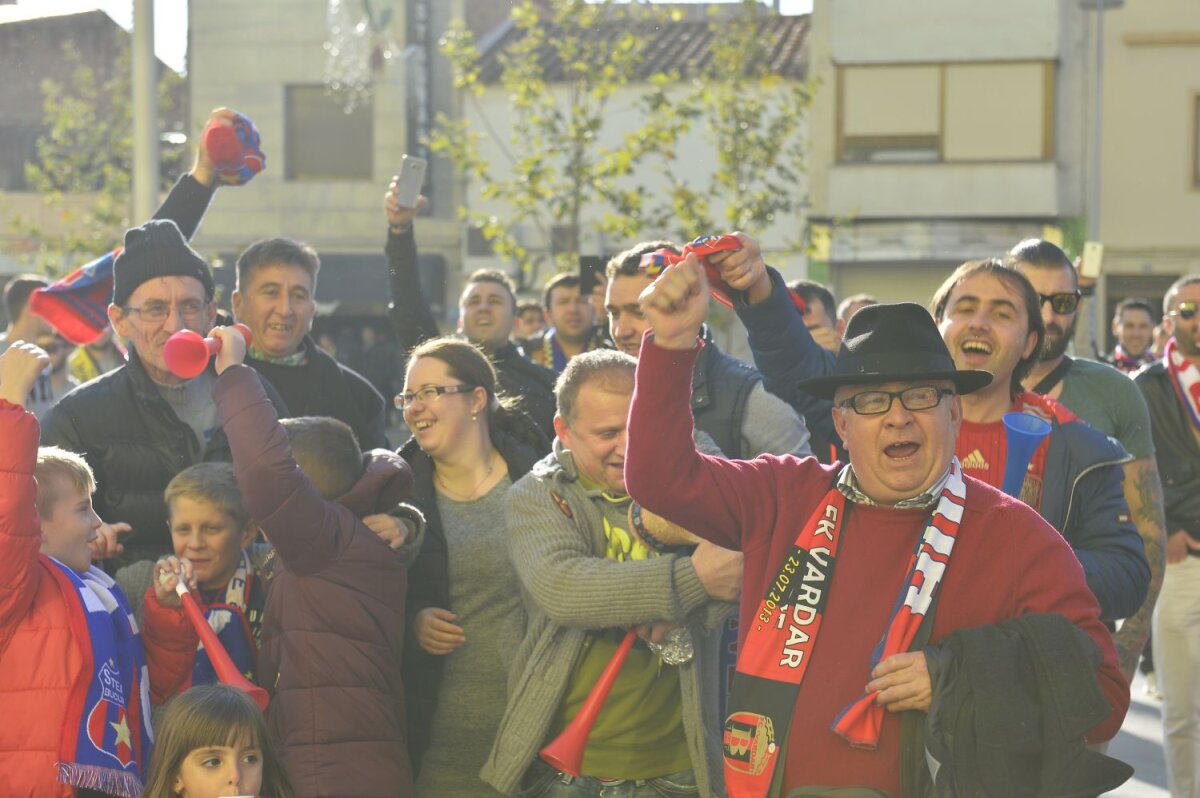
[394,154,427,208]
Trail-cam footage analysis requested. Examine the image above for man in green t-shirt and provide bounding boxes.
[484,349,740,798]
[1010,238,1167,682]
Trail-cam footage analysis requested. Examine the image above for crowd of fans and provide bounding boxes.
[1,108,1198,798]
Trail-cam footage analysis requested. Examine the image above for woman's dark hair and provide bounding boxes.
[142,685,294,798]
[406,336,549,453]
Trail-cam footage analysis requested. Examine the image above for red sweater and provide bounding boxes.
[625,338,1129,795]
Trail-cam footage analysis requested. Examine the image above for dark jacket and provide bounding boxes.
[1034,398,1148,621]
[692,328,762,460]
[215,364,415,798]
[246,334,389,449]
[730,267,844,462]
[385,227,558,439]
[39,350,288,564]
[913,613,1132,798]
[491,341,557,442]
[38,170,289,563]
[398,428,542,772]
[1135,362,1200,547]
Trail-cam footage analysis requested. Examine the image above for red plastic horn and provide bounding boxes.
[175,580,270,711]
[163,323,252,379]
[539,628,636,777]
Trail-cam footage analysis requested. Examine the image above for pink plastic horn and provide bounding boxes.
[163,323,253,379]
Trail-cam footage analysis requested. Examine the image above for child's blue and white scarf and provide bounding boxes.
[47,558,153,798]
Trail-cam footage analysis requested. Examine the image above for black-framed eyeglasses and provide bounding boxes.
[394,384,475,410]
[121,299,209,324]
[1037,291,1082,315]
[1170,300,1198,321]
[836,385,955,416]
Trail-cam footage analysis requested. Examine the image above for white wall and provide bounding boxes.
[830,0,1060,64]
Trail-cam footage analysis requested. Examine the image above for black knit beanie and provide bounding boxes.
[112,219,214,307]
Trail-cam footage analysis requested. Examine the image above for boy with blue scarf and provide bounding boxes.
[0,341,152,798]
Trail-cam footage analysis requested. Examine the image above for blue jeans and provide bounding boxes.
[517,758,698,798]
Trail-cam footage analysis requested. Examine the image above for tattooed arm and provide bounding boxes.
[1112,456,1168,681]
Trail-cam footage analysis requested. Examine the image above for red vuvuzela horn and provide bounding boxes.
[163,323,252,379]
[539,628,636,777]
[175,580,270,711]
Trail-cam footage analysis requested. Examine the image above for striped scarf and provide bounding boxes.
[47,558,152,798]
[1165,338,1200,431]
[192,551,260,688]
[723,460,966,797]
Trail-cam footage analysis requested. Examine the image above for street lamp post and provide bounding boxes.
[1079,0,1123,355]
[132,0,159,223]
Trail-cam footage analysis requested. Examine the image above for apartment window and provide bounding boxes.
[285,86,373,180]
[839,62,1053,164]
[841,65,941,162]
[466,226,495,257]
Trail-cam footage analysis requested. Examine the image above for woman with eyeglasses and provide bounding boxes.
[397,336,548,796]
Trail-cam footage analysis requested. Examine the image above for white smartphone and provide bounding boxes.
[394,154,427,208]
[1079,241,1104,280]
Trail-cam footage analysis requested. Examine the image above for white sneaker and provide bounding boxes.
[1143,670,1164,700]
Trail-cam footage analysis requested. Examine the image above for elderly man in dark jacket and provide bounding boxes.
[41,168,288,566]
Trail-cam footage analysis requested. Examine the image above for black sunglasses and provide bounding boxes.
[1037,291,1081,314]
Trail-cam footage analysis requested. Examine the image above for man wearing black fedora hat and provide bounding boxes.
[624,256,1130,796]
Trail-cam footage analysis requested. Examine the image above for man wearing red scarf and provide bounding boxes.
[1134,274,1200,798]
[625,256,1130,797]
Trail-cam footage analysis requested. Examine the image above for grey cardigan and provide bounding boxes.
[482,440,732,797]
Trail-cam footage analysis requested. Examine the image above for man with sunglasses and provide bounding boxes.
[1009,239,1166,683]
[1134,275,1200,797]
[931,259,1149,624]
[625,262,1131,796]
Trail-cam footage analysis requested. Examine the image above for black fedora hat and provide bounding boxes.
[797,302,992,400]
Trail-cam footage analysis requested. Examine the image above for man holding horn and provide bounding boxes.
[483,349,741,797]
[626,256,1131,796]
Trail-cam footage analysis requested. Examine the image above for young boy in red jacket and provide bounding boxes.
[142,462,265,705]
[0,342,152,798]
[206,325,420,798]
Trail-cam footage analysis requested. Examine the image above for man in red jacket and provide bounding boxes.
[624,256,1131,797]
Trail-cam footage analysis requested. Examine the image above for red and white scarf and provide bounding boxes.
[722,459,966,797]
[1165,338,1200,432]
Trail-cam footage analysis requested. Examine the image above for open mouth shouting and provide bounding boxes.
[958,338,993,364]
[883,440,921,461]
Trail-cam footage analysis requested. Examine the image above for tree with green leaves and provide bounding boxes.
[629,1,815,250]
[430,0,816,287]
[430,0,684,287]
[13,44,186,275]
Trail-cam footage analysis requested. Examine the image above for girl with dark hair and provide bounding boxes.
[397,337,547,796]
[142,684,293,798]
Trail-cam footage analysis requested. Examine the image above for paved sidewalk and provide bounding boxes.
[1109,673,1169,796]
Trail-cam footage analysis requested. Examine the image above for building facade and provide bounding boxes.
[1097,0,1200,346]
[805,0,1091,311]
